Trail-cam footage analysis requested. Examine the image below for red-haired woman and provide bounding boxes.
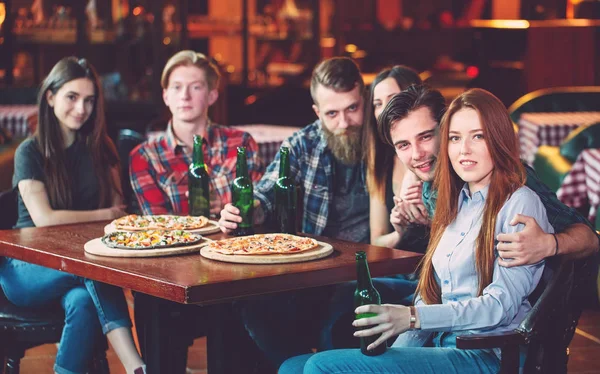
[2,57,145,374]
[283,88,552,373]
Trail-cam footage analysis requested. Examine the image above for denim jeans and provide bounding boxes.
[280,333,500,374]
[238,276,418,369]
[0,258,132,374]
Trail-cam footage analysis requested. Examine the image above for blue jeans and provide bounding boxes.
[280,333,500,374]
[0,259,132,374]
[238,276,418,368]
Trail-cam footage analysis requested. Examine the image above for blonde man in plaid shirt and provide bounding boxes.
[130,50,264,216]
[129,51,266,373]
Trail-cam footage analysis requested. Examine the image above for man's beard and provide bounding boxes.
[321,124,363,165]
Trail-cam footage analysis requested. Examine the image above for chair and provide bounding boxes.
[116,129,146,214]
[508,86,600,128]
[0,189,109,373]
[533,122,600,193]
[457,255,596,373]
[0,189,18,230]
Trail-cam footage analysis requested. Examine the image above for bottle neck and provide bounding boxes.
[279,150,290,179]
[356,258,374,290]
[192,137,206,167]
[236,150,248,178]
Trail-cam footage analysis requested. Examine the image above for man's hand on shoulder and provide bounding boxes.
[496,214,555,268]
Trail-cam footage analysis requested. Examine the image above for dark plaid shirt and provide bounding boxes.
[254,120,368,235]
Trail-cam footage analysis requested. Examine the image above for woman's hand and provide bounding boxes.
[390,202,410,234]
[108,205,127,219]
[393,196,429,225]
[401,182,424,204]
[353,304,412,351]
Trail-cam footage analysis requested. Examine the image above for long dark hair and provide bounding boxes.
[363,65,422,198]
[36,57,120,209]
[417,88,526,304]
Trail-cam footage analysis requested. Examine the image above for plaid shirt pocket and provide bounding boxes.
[157,170,188,214]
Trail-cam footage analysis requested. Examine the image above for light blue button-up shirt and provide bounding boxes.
[394,184,552,350]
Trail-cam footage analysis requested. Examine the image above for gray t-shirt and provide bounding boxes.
[322,158,370,243]
[12,138,101,228]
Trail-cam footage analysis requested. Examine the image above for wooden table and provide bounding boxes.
[0,222,422,373]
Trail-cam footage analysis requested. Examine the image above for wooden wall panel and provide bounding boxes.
[526,26,597,92]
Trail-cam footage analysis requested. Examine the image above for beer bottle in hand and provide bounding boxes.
[274,147,296,233]
[354,251,386,356]
[188,135,210,217]
[232,147,254,236]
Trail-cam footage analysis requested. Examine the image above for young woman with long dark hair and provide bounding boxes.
[364,65,427,249]
[3,57,145,374]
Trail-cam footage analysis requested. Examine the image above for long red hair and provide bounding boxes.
[416,88,526,304]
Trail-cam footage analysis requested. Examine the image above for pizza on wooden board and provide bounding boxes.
[101,230,203,250]
[112,214,209,231]
[205,234,319,255]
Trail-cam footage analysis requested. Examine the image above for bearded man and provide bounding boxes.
[217,57,371,371]
[220,56,369,243]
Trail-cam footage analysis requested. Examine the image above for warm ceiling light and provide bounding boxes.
[133,6,143,16]
[352,50,367,59]
[0,4,5,28]
[320,37,336,48]
[344,44,357,53]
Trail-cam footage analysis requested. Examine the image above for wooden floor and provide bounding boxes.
[17,307,600,373]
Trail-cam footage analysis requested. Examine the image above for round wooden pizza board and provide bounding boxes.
[103,220,221,235]
[199,241,333,264]
[84,237,212,258]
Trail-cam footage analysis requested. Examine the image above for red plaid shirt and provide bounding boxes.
[129,122,265,215]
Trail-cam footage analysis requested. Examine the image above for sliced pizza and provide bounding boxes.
[206,234,319,255]
[101,230,203,250]
[112,214,209,231]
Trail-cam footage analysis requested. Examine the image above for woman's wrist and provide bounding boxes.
[102,207,117,220]
[409,306,420,330]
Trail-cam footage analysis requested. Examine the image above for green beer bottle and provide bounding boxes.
[354,251,386,356]
[232,147,254,236]
[274,147,296,233]
[188,135,210,217]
